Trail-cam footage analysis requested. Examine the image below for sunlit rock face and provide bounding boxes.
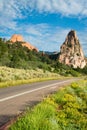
[10,34,38,52]
[58,30,86,68]
[10,34,24,43]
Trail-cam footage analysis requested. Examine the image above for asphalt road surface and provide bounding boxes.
[0,78,79,128]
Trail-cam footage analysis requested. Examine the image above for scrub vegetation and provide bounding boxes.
[0,66,60,88]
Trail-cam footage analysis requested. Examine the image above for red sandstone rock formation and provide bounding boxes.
[10,34,38,51]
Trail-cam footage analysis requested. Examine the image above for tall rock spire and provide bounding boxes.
[58,30,86,68]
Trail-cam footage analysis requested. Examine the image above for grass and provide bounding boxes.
[0,77,62,88]
[0,66,63,88]
[9,80,87,130]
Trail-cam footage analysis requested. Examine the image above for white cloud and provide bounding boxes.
[0,0,87,55]
[0,0,26,30]
[0,0,87,21]
[15,23,87,54]
[0,18,87,55]
[0,0,87,30]
[20,24,70,51]
[29,0,87,17]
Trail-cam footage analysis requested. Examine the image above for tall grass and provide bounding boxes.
[9,80,87,130]
[0,66,61,88]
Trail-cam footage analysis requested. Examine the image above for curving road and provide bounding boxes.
[0,78,79,128]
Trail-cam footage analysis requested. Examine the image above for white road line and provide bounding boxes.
[0,80,72,102]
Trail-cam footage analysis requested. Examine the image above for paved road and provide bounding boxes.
[0,78,78,128]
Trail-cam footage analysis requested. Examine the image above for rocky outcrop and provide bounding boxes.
[10,34,24,43]
[10,34,38,51]
[58,30,86,68]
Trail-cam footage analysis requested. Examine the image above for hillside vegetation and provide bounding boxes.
[0,37,87,77]
[0,37,84,88]
[9,80,87,130]
[0,66,61,88]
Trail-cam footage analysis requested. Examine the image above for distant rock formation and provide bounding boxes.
[58,30,86,68]
[10,34,38,51]
[10,34,24,43]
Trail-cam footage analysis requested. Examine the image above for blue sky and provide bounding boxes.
[0,0,87,56]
